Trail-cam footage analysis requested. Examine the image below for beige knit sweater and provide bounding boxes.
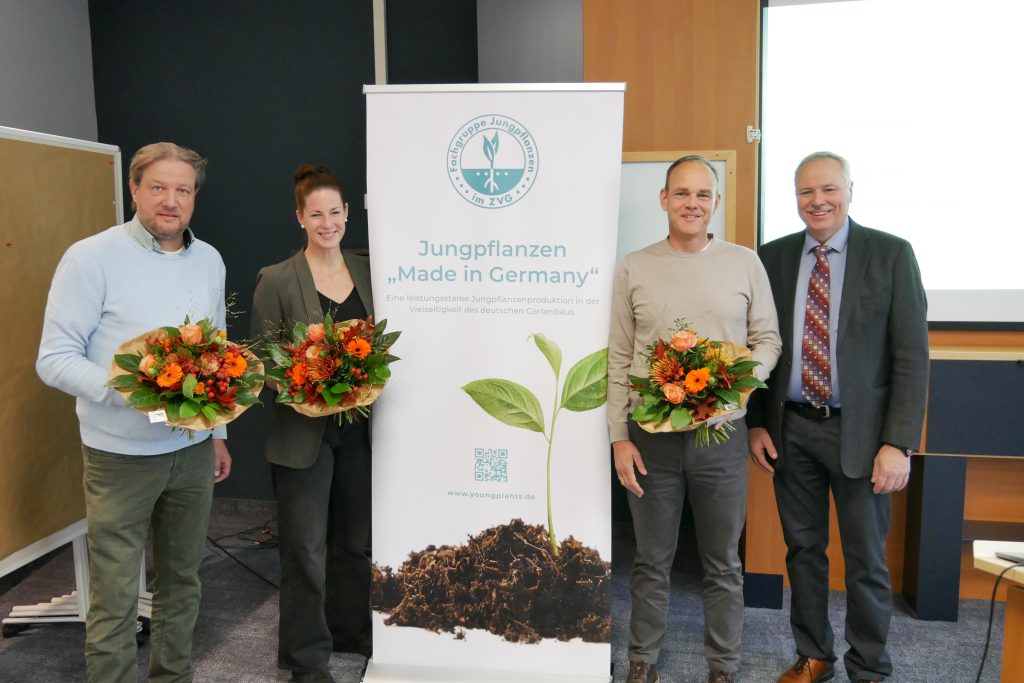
[607,237,782,443]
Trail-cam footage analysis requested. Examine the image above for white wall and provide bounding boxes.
[0,0,97,140]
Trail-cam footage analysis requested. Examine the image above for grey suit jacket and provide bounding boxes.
[746,219,929,478]
[250,249,373,469]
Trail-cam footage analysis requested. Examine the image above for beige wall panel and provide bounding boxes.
[584,0,760,249]
[0,137,118,562]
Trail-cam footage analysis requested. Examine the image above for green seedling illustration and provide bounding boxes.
[462,334,608,555]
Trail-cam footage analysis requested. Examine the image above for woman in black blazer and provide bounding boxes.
[251,164,373,682]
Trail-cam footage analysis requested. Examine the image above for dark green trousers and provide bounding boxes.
[82,438,214,683]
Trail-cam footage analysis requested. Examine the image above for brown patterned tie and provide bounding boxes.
[801,244,832,407]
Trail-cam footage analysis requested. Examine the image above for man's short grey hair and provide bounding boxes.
[665,154,720,196]
[795,151,851,186]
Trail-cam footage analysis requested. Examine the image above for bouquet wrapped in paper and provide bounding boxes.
[264,314,399,422]
[108,318,264,431]
[628,320,766,447]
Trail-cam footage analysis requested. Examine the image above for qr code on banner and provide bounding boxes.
[474,448,508,482]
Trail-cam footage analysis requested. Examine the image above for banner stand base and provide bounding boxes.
[363,661,610,683]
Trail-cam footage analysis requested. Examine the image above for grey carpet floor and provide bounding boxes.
[0,500,1004,682]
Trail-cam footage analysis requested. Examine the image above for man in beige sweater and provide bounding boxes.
[609,155,781,683]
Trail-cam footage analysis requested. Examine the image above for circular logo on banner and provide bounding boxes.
[447,114,538,209]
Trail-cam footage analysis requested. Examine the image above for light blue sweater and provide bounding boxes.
[37,218,228,455]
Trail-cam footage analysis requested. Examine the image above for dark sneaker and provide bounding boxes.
[708,672,736,683]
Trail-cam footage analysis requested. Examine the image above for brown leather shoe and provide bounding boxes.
[626,661,659,683]
[777,656,835,683]
[708,672,736,683]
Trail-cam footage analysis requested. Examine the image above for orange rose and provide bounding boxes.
[179,324,204,346]
[661,383,685,404]
[198,351,221,376]
[306,323,325,342]
[305,345,323,360]
[670,330,698,353]
[138,353,158,376]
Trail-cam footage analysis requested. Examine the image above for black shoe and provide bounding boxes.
[332,639,372,657]
[291,666,337,682]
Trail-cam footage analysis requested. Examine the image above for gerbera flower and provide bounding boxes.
[683,367,711,394]
[345,338,371,360]
[223,352,247,378]
[650,356,683,386]
[156,362,184,389]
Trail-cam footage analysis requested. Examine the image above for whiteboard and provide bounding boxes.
[616,150,736,265]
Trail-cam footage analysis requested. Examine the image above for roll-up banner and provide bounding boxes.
[365,83,625,683]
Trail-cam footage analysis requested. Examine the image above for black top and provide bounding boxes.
[318,286,367,323]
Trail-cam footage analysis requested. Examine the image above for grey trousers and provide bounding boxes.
[625,420,748,673]
[774,410,893,681]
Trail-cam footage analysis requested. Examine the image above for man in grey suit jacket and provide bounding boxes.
[747,152,929,683]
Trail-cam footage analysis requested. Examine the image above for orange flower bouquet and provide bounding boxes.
[264,313,399,422]
[628,320,766,447]
[108,318,264,430]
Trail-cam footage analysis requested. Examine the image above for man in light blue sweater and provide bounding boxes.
[37,142,233,683]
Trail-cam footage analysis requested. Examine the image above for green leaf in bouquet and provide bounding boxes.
[369,365,391,383]
[383,353,401,364]
[627,373,652,391]
[178,399,200,419]
[201,405,218,422]
[235,390,260,406]
[275,391,293,403]
[114,353,142,373]
[109,374,142,389]
[670,406,693,429]
[165,401,181,421]
[364,354,384,368]
[632,399,667,423]
[462,379,545,433]
[728,359,761,374]
[182,374,197,398]
[292,390,307,403]
[266,367,287,384]
[162,326,181,339]
[715,387,741,408]
[374,318,387,333]
[323,312,335,343]
[126,387,161,408]
[291,321,308,345]
[530,333,562,377]
[731,375,767,390]
[376,330,401,350]
[561,347,608,411]
[267,344,292,367]
[322,389,340,406]
[330,382,352,394]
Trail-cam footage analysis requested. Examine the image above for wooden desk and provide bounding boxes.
[973,541,1024,682]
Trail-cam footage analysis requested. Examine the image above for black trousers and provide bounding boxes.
[272,417,372,672]
[774,410,893,681]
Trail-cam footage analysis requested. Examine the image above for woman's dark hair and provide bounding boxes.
[294,163,346,212]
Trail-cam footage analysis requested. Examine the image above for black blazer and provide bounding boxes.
[250,249,373,468]
[746,220,929,478]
